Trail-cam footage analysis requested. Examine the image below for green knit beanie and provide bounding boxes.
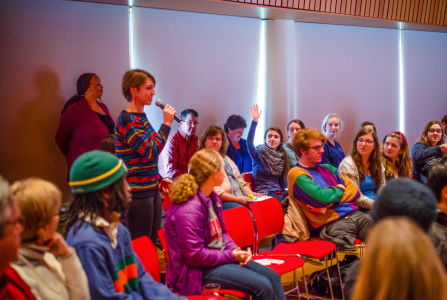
[69,150,127,194]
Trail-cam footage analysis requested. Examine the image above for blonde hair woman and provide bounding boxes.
[10,178,89,300]
[165,149,286,299]
[352,217,447,300]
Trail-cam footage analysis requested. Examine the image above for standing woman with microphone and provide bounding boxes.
[115,69,176,244]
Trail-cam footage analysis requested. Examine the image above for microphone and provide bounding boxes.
[155,99,181,123]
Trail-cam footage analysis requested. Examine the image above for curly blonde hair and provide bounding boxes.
[10,178,61,243]
[170,149,222,204]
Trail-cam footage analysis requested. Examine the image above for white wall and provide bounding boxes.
[0,0,129,198]
[402,30,447,145]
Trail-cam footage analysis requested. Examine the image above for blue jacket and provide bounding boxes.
[67,221,184,299]
[411,142,444,183]
[165,190,238,295]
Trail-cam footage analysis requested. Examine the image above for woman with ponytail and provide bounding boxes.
[165,149,286,299]
[55,73,114,176]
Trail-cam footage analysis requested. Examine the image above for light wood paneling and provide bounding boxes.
[230,0,447,26]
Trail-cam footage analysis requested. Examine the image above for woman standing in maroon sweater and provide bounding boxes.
[55,73,115,176]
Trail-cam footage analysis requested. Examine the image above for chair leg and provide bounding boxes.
[324,254,334,300]
[301,266,309,300]
[334,249,345,300]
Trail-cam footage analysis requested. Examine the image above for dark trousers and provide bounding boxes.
[320,210,373,248]
[127,192,162,246]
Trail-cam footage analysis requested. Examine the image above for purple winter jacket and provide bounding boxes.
[165,190,238,295]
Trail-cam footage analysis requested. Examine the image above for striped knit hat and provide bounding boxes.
[69,150,127,194]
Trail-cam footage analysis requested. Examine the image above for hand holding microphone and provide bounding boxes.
[155,99,181,126]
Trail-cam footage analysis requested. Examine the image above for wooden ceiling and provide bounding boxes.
[72,0,447,33]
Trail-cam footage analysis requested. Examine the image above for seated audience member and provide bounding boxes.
[321,113,345,168]
[66,150,185,299]
[339,128,385,210]
[289,128,372,249]
[224,114,252,173]
[358,121,377,133]
[344,178,439,299]
[412,120,447,183]
[165,149,286,299]
[247,105,288,201]
[428,157,447,269]
[164,109,199,179]
[442,114,447,138]
[351,217,447,300]
[0,177,36,300]
[199,125,258,210]
[10,178,89,300]
[381,131,412,180]
[284,119,305,168]
[100,134,116,154]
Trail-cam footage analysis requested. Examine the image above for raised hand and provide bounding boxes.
[251,105,262,122]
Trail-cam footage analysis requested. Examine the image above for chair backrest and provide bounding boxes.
[222,206,255,248]
[162,195,173,212]
[249,198,285,242]
[131,236,161,282]
[241,172,253,191]
[157,229,170,263]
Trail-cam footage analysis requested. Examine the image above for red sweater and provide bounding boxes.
[55,97,113,176]
[0,266,36,300]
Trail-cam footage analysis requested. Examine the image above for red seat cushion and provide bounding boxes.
[253,255,305,274]
[268,240,336,258]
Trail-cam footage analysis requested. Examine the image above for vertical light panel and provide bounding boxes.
[255,19,266,145]
[128,0,134,68]
[398,29,405,133]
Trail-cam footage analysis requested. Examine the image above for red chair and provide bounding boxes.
[249,198,344,300]
[241,172,254,191]
[131,236,161,282]
[157,229,248,299]
[223,206,308,299]
[160,179,174,211]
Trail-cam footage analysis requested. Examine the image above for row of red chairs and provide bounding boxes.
[224,198,345,300]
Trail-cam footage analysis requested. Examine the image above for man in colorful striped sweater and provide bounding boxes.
[288,128,372,249]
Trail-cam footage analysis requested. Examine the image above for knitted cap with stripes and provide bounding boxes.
[69,150,127,194]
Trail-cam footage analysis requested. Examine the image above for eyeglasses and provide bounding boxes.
[309,145,324,152]
[206,137,222,142]
[429,129,442,134]
[357,139,374,145]
[183,120,199,126]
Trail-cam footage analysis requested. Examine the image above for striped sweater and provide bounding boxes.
[115,110,170,195]
[287,164,360,230]
[67,221,184,299]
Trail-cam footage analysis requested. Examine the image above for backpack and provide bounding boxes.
[307,255,357,299]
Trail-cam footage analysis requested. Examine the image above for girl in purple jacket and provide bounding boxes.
[165,149,286,300]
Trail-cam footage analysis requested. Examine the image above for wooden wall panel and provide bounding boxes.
[231,0,447,26]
